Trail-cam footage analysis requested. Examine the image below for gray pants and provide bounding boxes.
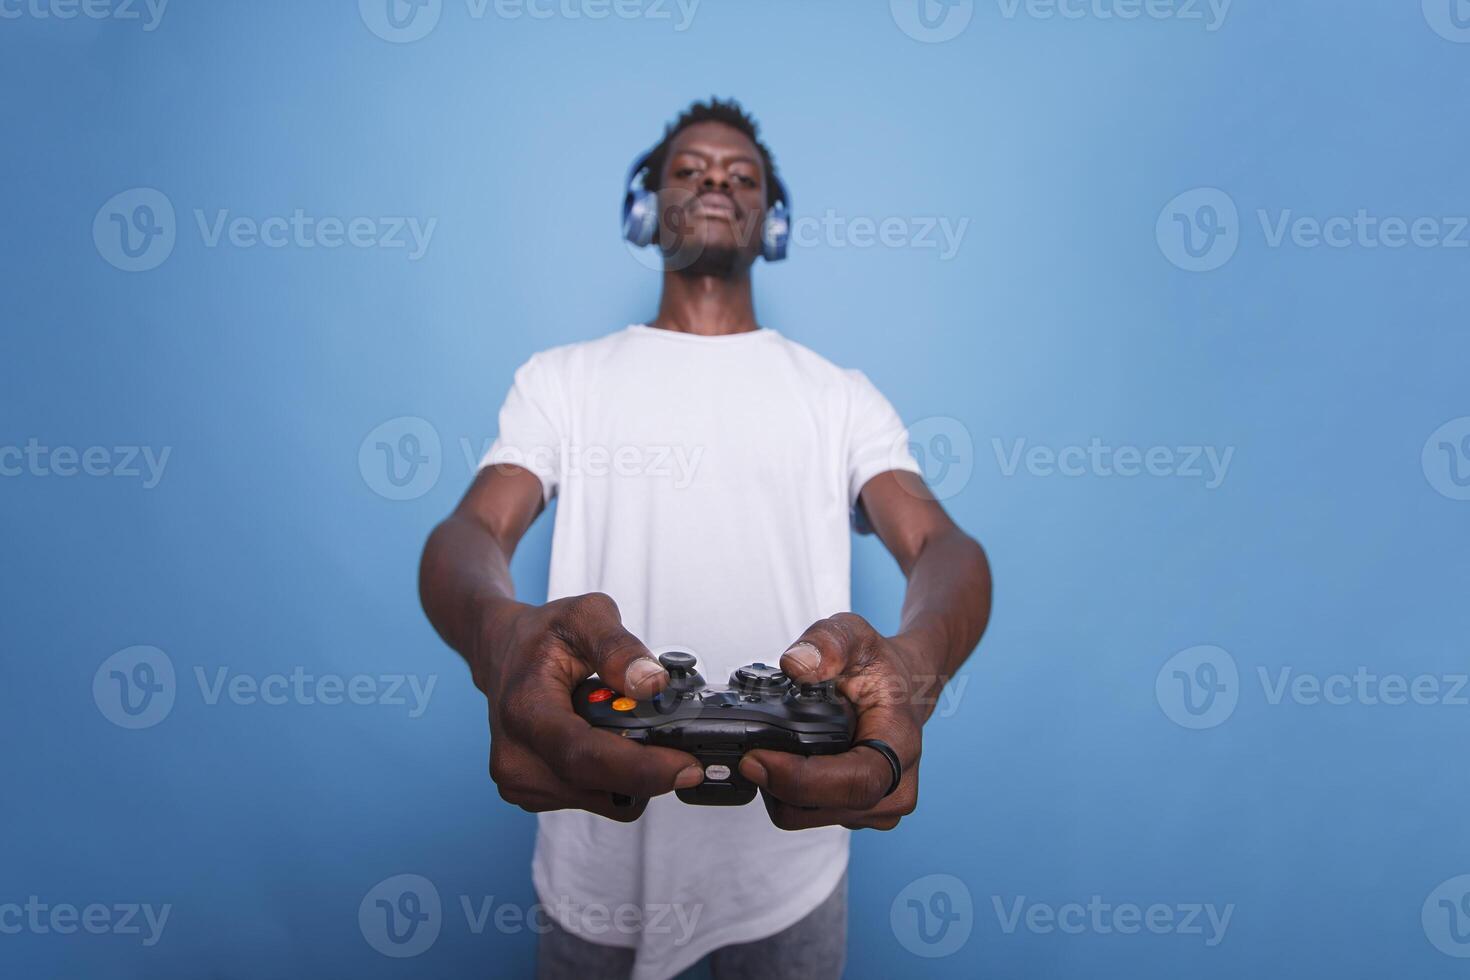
[536,871,848,980]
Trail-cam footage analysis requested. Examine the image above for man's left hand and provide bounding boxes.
[738,612,929,831]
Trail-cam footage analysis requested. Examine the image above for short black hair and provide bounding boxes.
[640,97,783,208]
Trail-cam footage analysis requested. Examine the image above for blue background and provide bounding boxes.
[4,0,1469,976]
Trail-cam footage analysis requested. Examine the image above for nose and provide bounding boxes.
[700,168,732,193]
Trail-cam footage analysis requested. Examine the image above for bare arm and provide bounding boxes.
[419,464,543,666]
[420,464,702,820]
[860,469,992,716]
[741,469,991,830]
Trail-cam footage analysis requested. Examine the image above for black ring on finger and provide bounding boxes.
[854,738,903,798]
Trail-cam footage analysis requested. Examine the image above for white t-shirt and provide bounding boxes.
[481,324,921,980]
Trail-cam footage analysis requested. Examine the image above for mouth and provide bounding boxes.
[695,193,739,219]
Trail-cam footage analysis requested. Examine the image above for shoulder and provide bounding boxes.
[515,326,640,379]
[768,332,893,401]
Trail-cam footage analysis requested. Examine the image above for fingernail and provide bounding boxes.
[675,765,704,789]
[625,658,665,695]
[739,757,767,786]
[781,642,820,676]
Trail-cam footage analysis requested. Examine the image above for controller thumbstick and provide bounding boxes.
[732,663,792,695]
[658,651,696,677]
[799,680,834,700]
[657,651,704,695]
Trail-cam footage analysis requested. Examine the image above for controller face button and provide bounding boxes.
[611,697,637,711]
[587,688,615,703]
[704,764,731,781]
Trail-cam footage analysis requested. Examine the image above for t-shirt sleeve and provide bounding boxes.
[479,352,565,503]
[845,368,923,507]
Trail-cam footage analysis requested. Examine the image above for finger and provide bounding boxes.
[740,748,891,811]
[779,613,878,684]
[516,695,703,798]
[758,790,905,833]
[491,742,654,822]
[849,700,922,766]
[549,592,667,698]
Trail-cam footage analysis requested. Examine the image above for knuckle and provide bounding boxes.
[546,735,589,780]
[776,760,806,805]
[848,765,887,810]
[497,688,538,741]
[576,591,619,621]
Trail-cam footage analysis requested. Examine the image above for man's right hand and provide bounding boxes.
[472,590,705,821]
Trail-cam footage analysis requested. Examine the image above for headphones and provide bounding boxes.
[621,144,792,262]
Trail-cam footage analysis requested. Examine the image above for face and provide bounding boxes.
[654,120,770,275]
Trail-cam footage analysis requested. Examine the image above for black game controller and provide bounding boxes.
[573,651,855,806]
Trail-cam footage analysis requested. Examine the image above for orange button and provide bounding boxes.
[588,688,615,703]
[611,697,637,712]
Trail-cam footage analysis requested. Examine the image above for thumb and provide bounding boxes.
[556,592,667,699]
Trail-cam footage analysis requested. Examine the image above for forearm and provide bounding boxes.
[889,526,991,715]
[418,513,528,666]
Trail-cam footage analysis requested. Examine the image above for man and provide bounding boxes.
[419,98,991,980]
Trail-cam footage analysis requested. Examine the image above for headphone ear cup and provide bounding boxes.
[623,188,659,247]
[762,204,790,262]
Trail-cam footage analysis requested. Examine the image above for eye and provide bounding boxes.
[734,174,757,188]
[674,167,700,179]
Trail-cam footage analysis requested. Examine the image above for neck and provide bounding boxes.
[650,267,759,336]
